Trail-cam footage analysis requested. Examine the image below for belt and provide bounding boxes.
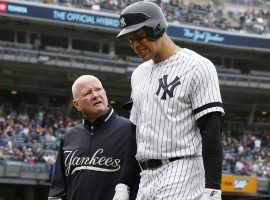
[138,155,196,170]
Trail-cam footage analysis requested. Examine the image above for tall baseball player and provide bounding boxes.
[113,1,224,200]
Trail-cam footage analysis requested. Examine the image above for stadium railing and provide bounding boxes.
[1,42,270,90]
[0,160,50,181]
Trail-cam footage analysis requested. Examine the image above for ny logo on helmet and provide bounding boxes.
[120,17,126,28]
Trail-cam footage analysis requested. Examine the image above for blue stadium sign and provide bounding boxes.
[0,0,120,29]
[168,25,270,51]
[180,28,225,43]
[0,0,270,52]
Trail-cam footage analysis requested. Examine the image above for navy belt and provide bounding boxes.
[139,155,196,170]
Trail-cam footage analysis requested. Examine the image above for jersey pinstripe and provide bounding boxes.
[136,157,204,200]
[130,48,224,161]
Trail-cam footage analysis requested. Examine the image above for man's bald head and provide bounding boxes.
[72,75,102,99]
[72,75,108,122]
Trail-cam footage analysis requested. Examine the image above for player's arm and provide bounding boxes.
[48,139,66,200]
[113,122,140,200]
[197,111,223,199]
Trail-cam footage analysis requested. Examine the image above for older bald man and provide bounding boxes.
[48,75,135,200]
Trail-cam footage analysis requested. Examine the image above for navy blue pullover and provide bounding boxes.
[49,108,130,200]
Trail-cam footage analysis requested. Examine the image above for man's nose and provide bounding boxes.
[92,91,99,99]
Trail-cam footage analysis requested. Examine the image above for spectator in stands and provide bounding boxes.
[48,75,137,200]
[19,0,270,34]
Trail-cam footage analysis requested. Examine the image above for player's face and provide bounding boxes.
[73,78,108,122]
[127,29,158,62]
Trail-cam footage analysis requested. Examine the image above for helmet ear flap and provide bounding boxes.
[144,24,166,40]
[155,24,161,33]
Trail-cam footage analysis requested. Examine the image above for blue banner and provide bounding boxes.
[168,26,270,50]
[0,0,120,29]
[0,0,270,51]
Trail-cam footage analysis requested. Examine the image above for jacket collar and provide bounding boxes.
[83,107,115,129]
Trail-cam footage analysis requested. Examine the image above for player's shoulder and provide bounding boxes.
[181,48,215,69]
[131,60,153,78]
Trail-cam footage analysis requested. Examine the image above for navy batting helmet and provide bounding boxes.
[116,1,168,40]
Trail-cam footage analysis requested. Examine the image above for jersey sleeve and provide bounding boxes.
[129,71,139,125]
[49,138,66,199]
[190,60,224,120]
[129,95,137,125]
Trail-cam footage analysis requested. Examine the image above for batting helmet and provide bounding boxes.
[116,1,168,40]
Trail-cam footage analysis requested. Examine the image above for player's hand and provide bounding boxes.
[201,188,222,200]
[112,183,130,200]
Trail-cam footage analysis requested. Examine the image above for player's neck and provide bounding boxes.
[153,37,180,64]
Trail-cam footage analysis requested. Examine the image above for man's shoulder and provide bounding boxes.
[69,122,84,130]
[110,115,129,135]
[182,48,213,66]
[64,123,85,137]
[114,115,130,126]
[132,60,153,74]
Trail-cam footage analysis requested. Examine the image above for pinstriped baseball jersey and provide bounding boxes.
[130,48,224,161]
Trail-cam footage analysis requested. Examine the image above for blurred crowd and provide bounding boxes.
[223,127,270,178]
[0,104,78,166]
[227,0,270,7]
[229,8,270,34]
[1,104,270,179]
[17,0,270,34]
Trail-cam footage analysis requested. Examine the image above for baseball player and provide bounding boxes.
[113,1,224,200]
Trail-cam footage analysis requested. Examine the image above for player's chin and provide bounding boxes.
[139,55,152,62]
[137,51,151,61]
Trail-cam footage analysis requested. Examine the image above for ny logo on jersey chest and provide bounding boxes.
[156,75,181,100]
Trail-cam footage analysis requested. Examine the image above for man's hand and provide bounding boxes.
[201,188,222,200]
[112,183,130,200]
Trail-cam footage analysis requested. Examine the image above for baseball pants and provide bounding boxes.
[136,156,205,200]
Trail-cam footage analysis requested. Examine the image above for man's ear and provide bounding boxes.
[73,100,81,111]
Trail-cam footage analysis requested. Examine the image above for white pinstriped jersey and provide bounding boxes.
[130,48,225,161]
